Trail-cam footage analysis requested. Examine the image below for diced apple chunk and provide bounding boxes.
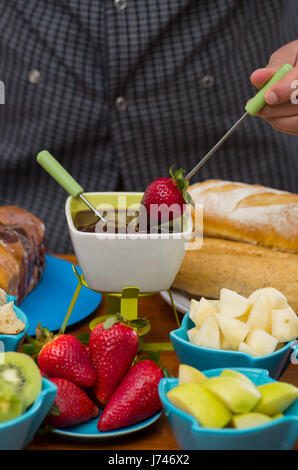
[215,313,250,350]
[245,329,278,356]
[191,315,221,350]
[238,342,260,357]
[254,382,298,416]
[271,308,298,343]
[220,333,233,350]
[219,288,250,318]
[189,297,217,328]
[178,364,207,385]
[248,287,288,310]
[187,327,198,344]
[247,294,271,332]
[232,412,271,429]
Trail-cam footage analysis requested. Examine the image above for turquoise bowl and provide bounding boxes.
[0,296,29,352]
[170,313,298,379]
[159,367,298,450]
[0,378,57,450]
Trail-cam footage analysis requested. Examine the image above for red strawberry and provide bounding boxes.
[38,335,96,387]
[46,377,99,428]
[97,359,163,432]
[141,167,194,226]
[89,320,139,406]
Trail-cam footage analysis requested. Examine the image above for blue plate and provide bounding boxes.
[53,411,162,440]
[20,255,102,335]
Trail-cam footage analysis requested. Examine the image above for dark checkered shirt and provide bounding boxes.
[0,0,297,252]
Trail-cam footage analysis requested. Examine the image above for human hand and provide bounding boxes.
[250,40,298,135]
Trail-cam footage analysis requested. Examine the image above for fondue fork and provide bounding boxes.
[184,64,293,182]
[37,150,106,223]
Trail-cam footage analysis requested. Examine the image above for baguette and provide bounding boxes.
[173,237,298,312]
[189,180,298,253]
[173,179,298,311]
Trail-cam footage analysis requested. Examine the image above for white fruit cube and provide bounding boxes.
[192,315,221,350]
[215,313,250,350]
[219,288,250,318]
[221,334,233,350]
[187,327,199,344]
[248,287,288,310]
[245,329,278,356]
[247,294,271,333]
[271,308,298,343]
[238,342,260,357]
[189,297,217,328]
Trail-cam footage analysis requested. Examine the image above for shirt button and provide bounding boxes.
[114,0,127,10]
[201,75,214,88]
[28,69,41,84]
[115,96,128,111]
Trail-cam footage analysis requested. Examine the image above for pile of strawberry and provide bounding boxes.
[24,318,164,431]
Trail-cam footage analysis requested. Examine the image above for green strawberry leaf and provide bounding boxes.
[137,337,145,353]
[22,343,39,355]
[49,404,60,416]
[77,333,90,346]
[103,314,122,330]
[183,190,195,208]
[38,424,54,435]
[162,366,173,378]
[140,350,162,367]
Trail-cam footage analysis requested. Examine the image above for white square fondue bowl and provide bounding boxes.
[65,192,193,293]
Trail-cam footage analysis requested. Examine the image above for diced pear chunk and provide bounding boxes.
[219,288,250,318]
[271,308,298,343]
[238,342,261,357]
[245,329,278,356]
[248,287,288,310]
[254,382,298,416]
[220,369,254,385]
[247,294,271,333]
[178,365,207,385]
[191,315,221,350]
[187,327,199,344]
[203,376,261,413]
[215,313,250,350]
[167,383,232,429]
[189,297,217,328]
[232,412,271,429]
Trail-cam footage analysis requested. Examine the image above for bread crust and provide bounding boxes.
[173,237,298,311]
[190,180,298,253]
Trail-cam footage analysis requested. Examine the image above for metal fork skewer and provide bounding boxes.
[184,112,248,182]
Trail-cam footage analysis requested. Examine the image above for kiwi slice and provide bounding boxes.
[0,377,23,422]
[0,352,42,410]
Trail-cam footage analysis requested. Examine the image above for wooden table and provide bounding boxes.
[26,255,298,450]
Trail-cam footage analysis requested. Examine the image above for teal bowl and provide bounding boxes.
[159,367,298,450]
[170,313,297,379]
[0,296,29,352]
[0,378,57,450]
